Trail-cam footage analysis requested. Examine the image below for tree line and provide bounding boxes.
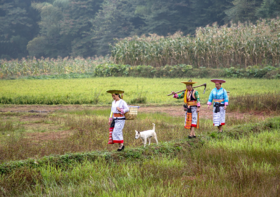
[0,0,279,60]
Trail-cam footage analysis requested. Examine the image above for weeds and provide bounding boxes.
[228,92,280,113]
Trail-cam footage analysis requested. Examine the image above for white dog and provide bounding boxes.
[135,123,158,147]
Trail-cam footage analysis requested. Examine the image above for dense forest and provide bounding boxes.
[0,0,279,60]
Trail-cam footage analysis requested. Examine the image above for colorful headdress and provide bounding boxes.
[211,79,226,83]
[181,79,196,85]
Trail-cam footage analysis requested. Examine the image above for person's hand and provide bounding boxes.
[224,105,227,110]
[207,105,210,109]
[108,118,112,125]
[116,107,121,112]
[197,107,200,112]
[171,91,176,95]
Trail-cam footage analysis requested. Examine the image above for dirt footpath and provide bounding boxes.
[0,104,268,120]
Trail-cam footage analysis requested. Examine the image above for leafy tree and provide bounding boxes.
[225,0,263,23]
[256,0,280,18]
[191,0,232,28]
[28,0,103,58]
[91,0,135,55]
[132,0,193,35]
[0,0,44,59]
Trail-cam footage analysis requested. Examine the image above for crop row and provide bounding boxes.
[111,18,280,68]
[1,61,280,80]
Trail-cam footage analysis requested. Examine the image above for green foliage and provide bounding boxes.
[112,18,280,67]
[1,0,280,59]
[1,56,280,81]
[0,0,45,59]
[225,65,280,78]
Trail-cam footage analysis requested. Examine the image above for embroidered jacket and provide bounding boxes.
[207,88,229,106]
[173,89,201,107]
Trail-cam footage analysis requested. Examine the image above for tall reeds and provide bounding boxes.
[111,18,280,68]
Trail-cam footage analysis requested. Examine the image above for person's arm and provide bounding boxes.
[224,89,229,106]
[207,90,213,106]
[109,106,113,124]
[174,91,185,99]
[120,100,129,114]
[194,91,200,107]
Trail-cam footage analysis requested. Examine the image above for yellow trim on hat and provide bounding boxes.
[181,81,196,85]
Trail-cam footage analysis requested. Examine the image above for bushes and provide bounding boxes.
[225,66,280,78]
[80,64,280,79]
[1,59,280,79]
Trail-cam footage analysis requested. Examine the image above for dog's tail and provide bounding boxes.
[152,123,155,131]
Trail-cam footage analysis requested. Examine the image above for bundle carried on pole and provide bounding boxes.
[167,83,207,96]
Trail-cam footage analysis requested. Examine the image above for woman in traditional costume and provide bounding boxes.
[107,90,129,151]
[171,80,201,138]
[207,79,229,132]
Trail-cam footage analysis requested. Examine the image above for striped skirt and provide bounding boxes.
[184,106,199,129]
[213,107,226,126]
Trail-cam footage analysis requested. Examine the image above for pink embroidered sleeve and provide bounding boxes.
[207,101,212,105]
[225,102,228,106]
[197,102,201,107]
[173,93,178,98]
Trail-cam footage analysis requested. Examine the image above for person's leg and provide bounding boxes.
[113,120,125,150]
[191,127,196,137]
[190,107,197,137]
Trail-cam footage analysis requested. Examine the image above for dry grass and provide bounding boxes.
[0,107,279,196]
[228,92,280,113]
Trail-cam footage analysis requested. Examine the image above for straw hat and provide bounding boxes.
[211,79,226,83]
[181,79,196,85]
[106,90,124,94]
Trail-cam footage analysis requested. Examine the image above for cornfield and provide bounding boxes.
[0,56,110,79]
[111,18,280,68]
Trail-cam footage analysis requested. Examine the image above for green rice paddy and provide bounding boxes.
[0,78,279,105]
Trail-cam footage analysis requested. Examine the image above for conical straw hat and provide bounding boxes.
[106,90,125,94]
[181,79,196,85]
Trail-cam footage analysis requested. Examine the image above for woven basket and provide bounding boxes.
[125,106,139,120]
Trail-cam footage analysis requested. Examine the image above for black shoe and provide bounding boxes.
[188,135,193,139]
[117,145,124,151]
[193,135,196,138]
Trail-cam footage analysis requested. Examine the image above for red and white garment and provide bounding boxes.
[213,106,226,126]
[108,99,129,144]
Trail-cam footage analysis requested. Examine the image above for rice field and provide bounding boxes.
[0,76,280,196]
[0,77,280,105]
